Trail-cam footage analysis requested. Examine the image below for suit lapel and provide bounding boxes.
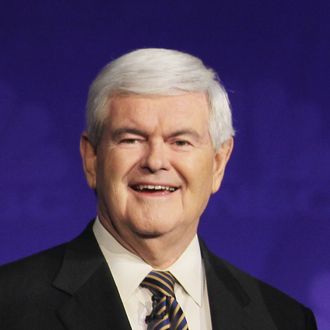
[53,223,131,330]
[50,223,278,330]
[201,241,277,330]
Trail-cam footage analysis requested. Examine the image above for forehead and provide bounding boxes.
[106,93,210,128]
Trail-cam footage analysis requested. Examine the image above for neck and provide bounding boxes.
[98,215,196,269]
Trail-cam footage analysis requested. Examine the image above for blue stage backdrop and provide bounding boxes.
[1,1,329,328]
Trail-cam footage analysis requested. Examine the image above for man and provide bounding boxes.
[0,48,317,329]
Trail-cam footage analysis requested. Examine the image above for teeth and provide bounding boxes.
[134,185,176,192]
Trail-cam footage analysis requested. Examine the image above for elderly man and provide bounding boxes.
[0,49,316,329]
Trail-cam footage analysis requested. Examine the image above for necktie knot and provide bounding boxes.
[141,270,176,297]
[141,270,189,329]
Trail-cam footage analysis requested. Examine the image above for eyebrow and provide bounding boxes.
[110,127,202,141]
[168,129,201,141]
[111,128,148,140]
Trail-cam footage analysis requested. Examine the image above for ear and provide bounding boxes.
[80,132,97,189]
[212,137,234,193]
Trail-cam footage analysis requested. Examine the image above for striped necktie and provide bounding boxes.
[141,270,189,330]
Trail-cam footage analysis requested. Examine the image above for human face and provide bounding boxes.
[81,93,232,245]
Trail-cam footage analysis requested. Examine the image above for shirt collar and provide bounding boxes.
[93,217,204,306]
[167,234,204,306]
[93,217,152,303]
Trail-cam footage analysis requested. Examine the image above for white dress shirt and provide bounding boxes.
[93,218,212,330]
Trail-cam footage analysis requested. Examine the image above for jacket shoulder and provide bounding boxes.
[0,243,67,274]
[202,244,317,329]
[0,243,70,308]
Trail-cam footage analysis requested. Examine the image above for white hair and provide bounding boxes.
[86,48,235,149]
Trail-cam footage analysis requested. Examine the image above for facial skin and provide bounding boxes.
[80,93,233,268]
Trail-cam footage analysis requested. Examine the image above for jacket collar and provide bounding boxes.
[52,222,131,330]
[52,222,277,330]
[200,240,277,330]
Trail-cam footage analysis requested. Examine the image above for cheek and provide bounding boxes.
[109,147,143,174]
[97,150,142,206]
[177,161,214,222]
[96,155,124,200]
[183,157,214,191]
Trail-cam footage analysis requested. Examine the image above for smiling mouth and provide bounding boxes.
[130,184,178,193]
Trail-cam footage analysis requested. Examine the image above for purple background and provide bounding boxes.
[1,1,329,328]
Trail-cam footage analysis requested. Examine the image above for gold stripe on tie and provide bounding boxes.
[148,274,174,290]
[143,282,169,297]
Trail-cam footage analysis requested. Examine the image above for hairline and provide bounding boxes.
[86,48,235,150]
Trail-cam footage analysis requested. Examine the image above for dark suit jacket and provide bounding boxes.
[0,222,317,329]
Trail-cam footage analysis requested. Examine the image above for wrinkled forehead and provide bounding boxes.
[101,92,211,139]
[106,92,209,119]
[105,91,210,117]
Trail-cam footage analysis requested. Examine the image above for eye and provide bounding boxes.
[119,138,142,144]
[174,140,191,147]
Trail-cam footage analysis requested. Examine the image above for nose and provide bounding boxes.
[140,141,170,173]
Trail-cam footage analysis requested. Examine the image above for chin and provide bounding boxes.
[134,231,164,239]
[129,221,174,239]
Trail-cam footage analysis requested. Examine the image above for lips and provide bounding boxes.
[130,184,179,193]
